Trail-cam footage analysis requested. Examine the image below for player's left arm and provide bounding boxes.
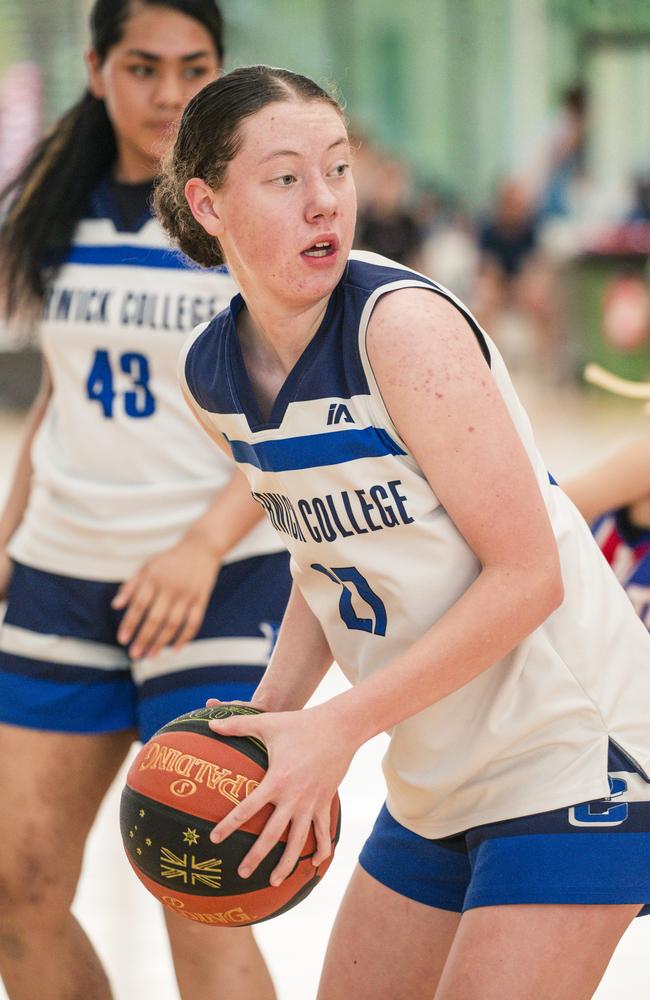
[326,288,564,738]
[208,289,563,884]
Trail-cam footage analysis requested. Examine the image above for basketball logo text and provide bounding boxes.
[139,741,259,804]
[163,897,253,925]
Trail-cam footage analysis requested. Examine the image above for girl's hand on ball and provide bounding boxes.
[208,704,353,885]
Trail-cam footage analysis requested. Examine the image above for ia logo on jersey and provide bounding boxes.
[327,402,355,425]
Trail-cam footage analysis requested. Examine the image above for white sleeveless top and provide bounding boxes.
[10,181,281,581]
[181,251,650,838]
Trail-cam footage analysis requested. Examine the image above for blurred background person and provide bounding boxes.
[355,155,424,269]
[0,2,289,999]
[471,176,561,375]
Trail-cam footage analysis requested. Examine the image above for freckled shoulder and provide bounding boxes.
[366,286,487,397]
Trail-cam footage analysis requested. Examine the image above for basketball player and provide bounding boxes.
[0,8,289,1000]
[159,67,650,999]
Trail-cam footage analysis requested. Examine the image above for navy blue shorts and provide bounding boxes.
[0,554,291,742]
[360,743,650,915]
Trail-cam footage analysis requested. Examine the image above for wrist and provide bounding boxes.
[310,693,372,754]
[0,523,15,551]
[182,520,228,562]
[250,683,297,713]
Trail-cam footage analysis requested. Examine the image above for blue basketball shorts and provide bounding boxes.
[360,743,650,915]
[0,554,291,742]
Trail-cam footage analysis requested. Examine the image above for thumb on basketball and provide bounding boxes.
[208,715,258,738]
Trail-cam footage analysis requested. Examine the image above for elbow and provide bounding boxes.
[537,558,564,621]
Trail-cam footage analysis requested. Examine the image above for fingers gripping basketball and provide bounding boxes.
[120,704,341,926]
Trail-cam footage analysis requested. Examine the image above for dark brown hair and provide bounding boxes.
[0,0,224,320]
[154,65,343,267]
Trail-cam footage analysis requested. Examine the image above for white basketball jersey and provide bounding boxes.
[181,251,650,838]
[10,181,281,580]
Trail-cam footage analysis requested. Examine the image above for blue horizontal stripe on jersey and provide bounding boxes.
[229,426,406,472]
[66,245,228,271]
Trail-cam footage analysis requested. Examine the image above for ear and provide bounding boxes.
[184,178,224,237]
[86,49,105,100]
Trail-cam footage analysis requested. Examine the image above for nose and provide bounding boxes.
[153,71,185,111]
[305,173,338,222]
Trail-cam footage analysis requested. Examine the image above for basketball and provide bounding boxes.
[120,704,341,927]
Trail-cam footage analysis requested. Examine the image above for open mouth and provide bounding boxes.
[303,240,336,258]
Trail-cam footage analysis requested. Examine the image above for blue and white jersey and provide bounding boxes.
[10,179,281,580]
[182,251,650,838]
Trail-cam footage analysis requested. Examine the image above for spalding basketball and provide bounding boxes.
[120,704,341,927]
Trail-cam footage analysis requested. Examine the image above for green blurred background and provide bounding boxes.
[1,0,649,389]
[1,0,649,206]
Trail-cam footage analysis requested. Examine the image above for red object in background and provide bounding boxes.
[589,222,650,257]
[0,62,42,187]
[602,274,650,350]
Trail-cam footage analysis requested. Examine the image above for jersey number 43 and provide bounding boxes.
[86,348,156,419]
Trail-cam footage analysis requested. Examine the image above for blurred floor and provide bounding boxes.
[0,370,648,1000]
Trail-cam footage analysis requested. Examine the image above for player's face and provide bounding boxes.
[87,6,220,183]
[212,99,356,312]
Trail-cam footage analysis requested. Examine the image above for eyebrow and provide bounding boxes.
[125,49,212,62]
[259,137,349,165]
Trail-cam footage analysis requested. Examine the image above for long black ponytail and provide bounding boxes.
[0,0,224,321]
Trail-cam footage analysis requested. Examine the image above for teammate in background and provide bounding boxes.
[159,67,650,1000]
[0,7,289,1000]
[564,438,650,632]
[472,176,560,373]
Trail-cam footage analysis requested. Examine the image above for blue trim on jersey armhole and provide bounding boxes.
[228,426,406,472]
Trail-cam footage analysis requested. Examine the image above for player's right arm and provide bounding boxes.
[251,583,334,712]
[563,437,650,524]
[0,358,51,598]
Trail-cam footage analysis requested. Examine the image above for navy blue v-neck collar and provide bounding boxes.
[226,290,340,433]
[90,176,154,233]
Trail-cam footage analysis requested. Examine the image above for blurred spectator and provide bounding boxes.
[627,174,650,224]
[421,209,479,302]
[524,83,589,222]
[355,156,423,268]
[472,177,560,371]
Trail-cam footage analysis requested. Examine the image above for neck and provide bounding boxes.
[238,295,329,375]
[114,144,159,184]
